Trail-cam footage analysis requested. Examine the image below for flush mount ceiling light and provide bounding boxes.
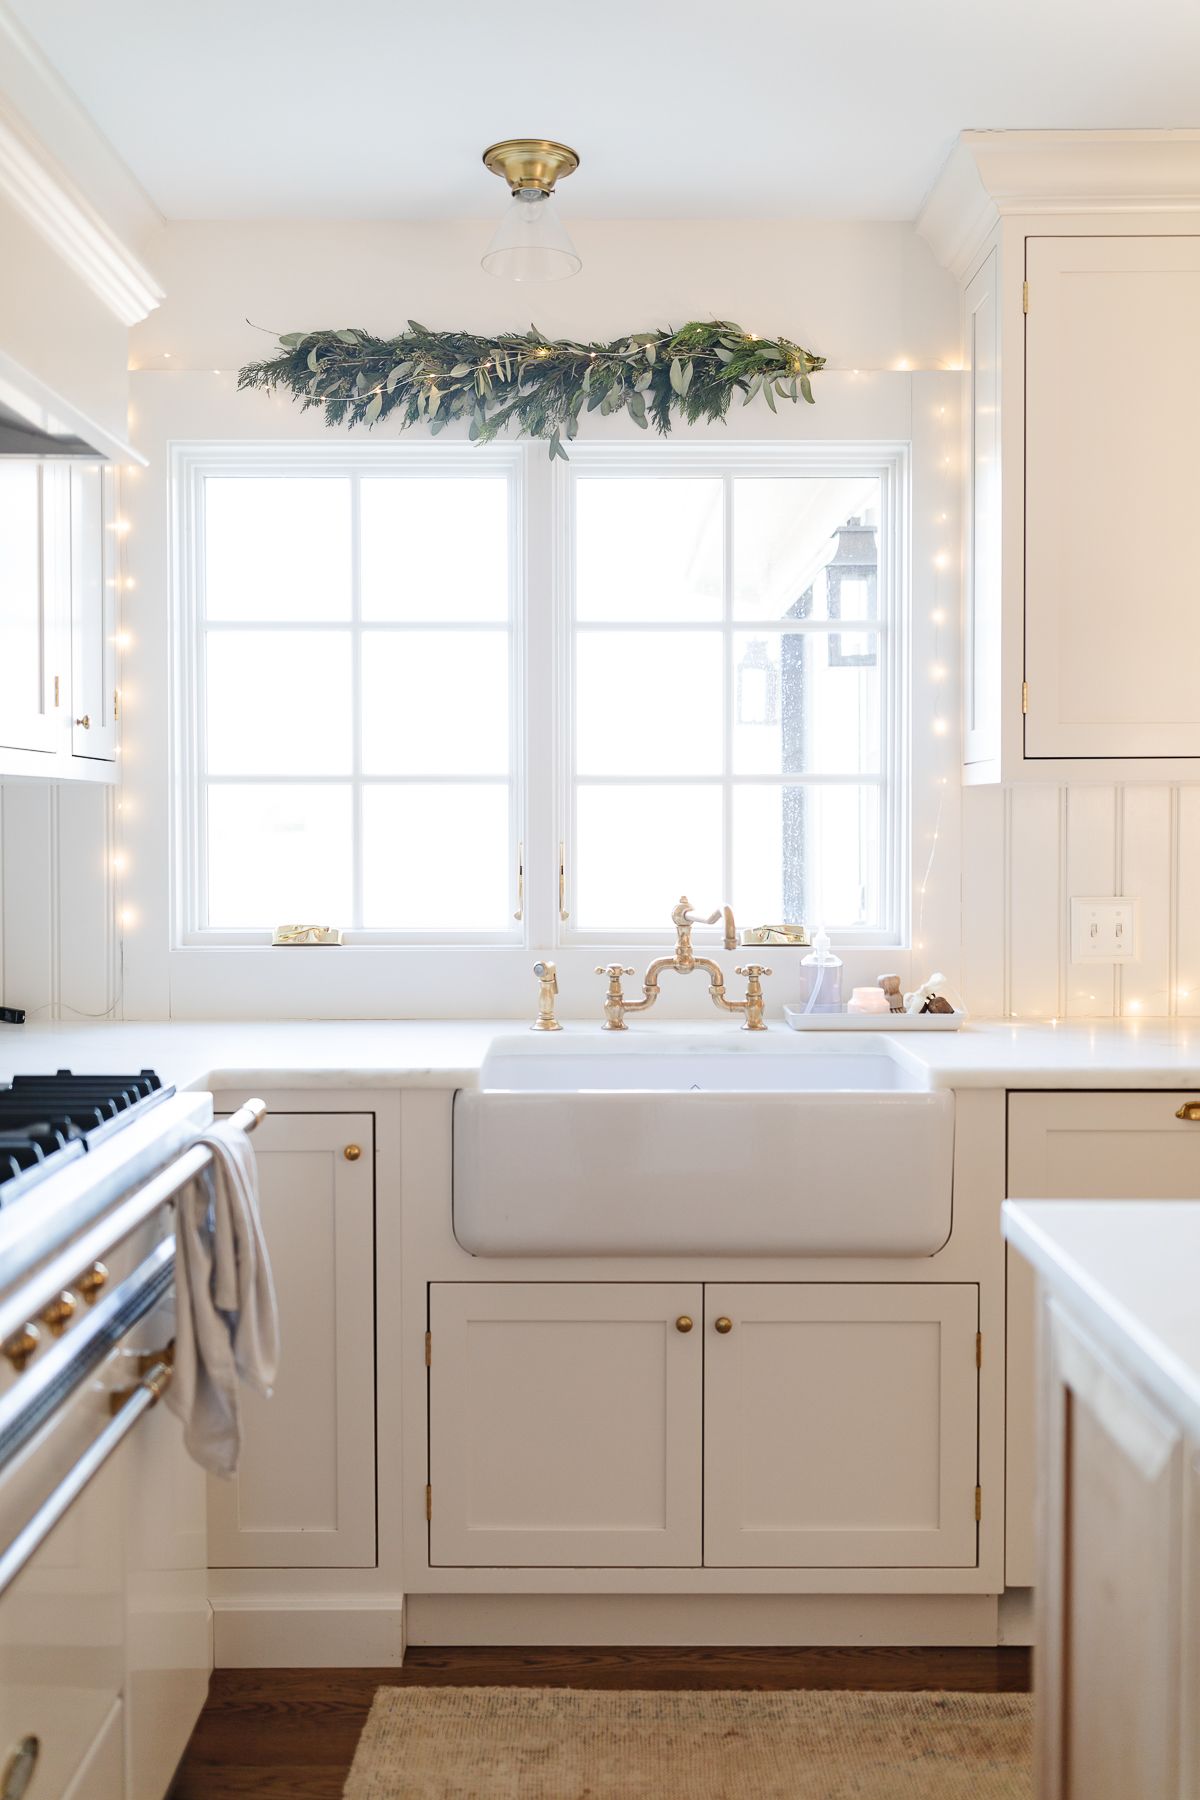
[481,139,581,282]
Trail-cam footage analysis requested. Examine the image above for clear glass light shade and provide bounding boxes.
[481,190,581,282]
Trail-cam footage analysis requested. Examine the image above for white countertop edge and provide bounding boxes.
[1,1017,1200,1097]
[1002,1199,1200,1443]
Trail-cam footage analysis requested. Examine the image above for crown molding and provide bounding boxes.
[0,5,163,323]
[918,130,1200,280]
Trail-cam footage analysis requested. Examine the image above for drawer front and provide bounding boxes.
[1008,1091,1200,1202]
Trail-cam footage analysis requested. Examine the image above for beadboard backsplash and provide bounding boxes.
[962,784,1200,1020]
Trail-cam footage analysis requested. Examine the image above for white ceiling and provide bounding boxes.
[10,0,1200,222]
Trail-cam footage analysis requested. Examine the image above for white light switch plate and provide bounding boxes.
[1070,896,1138,963]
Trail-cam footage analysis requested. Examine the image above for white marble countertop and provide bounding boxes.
[0,1015,1199,1094]
[1003,1198,1200,1443]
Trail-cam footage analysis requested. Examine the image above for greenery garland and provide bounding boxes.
[238,320,825,459]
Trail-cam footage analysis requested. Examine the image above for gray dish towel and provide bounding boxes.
[166,1119,280,1477]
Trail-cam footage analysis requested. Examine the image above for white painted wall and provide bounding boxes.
[7,214,1191,1023]
[133,218,960,375]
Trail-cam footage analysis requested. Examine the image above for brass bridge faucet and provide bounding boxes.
[596,897,772,1032]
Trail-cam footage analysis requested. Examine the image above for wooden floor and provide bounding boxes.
[167,1645,1032,1800]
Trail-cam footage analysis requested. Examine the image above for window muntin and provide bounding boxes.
[180,444,905,951]
[190,461,519,940]
[565,458,898,939]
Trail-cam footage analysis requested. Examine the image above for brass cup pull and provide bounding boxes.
[75,714,90,729]
[2,1324,40,1373]
[41,1292,77,1337]
[343,1144,362,1161]
[78,1262,109,1305]
[675,1315,694,1334]
[715,1316,733,1335]
[1176,1103,1200,1122]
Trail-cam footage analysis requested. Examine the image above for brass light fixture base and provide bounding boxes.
[482,139,580,195]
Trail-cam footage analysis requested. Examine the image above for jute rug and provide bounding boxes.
[342,1686,1033,1799]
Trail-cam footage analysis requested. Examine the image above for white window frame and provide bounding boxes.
[553,442,910,948]
[172,441,526,946]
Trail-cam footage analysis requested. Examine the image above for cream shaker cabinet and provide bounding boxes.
[428,1282,705,1569]
[1024,236,1200,761]
[0,458,120,778]
[427,1281,980,1573]
[207,1109,376,1570]
[702,1284,980,1569]
[0,460,67,758]
[1036,1301,1184,1800]
[69,464,119,763]
[1005,1089,1200,1587]
[960,228,1200,779]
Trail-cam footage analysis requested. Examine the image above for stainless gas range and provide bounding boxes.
[0,1069,264,1800]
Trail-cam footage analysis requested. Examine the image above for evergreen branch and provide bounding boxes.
[238,320,825,457]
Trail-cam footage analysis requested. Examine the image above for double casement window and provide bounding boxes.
[177,443,905,946]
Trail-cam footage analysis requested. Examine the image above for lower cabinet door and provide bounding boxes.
[429,1283,703,1567]
[703,1283,980,1567]
[207,1110,376,1569]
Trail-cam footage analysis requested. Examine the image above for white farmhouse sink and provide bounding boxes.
[453,1033,954,1257]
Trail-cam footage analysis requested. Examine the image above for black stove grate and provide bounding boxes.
[0,1070,171,1205]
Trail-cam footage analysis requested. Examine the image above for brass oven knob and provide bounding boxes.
[40,1292,77,1337]
[78,1262,109,1305]
[675,1315,694,1334]
[2,1324,40,1373]
[714,1316,734,1335]
[343,1144,362,1161]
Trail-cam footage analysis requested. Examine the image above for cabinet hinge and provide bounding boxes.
[975,1485,983,1523]
[113,687,120,722]
[53,674,60,708]
[424,1330,432,1367]
[975,1332,983,1369]
[1022,280,1029,314]
[425,1484,432,1522]
[1021,680,1029,715]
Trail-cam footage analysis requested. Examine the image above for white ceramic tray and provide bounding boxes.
[783,1006,967,1032]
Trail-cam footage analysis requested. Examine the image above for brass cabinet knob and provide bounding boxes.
[1176,1102,1200,1122]
[75,715,90,729]
[715,1316,734,1335]
[343,1144,362,1161]
[77,1262,109,1305]
[40,1292,77,1337]
[1,1735,40,1798]
[675,1315,694,1334]
[2,1324,40,1373]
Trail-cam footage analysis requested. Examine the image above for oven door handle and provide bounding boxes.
[0,1357,172,1601]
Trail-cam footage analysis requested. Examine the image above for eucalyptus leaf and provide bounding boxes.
[239,317,826,459]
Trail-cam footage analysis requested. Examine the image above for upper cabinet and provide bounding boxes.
[1025,236,1200,761]
[920,131,1200,782]
[0,459,120,782]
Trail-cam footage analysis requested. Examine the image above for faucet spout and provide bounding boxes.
[595,900,772,1030]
